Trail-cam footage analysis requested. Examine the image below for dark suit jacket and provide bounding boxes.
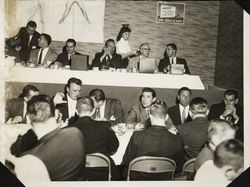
[208,102,243,141]
[55,51,81,66]
[16,27,40,62]
[178,117,209,160]
[168,104,192,126]
[5,98,25,122]
[104,98,125,125]
[72,116,120,180]
[55,96,79,125]
[91,51,123,69]
[158,57,191,74]
[121,125,184,180]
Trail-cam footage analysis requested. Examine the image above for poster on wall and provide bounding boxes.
[156,2,185,24]
[13,0,105,43]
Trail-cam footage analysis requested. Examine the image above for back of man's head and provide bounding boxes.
[89,89,106,102]
[76,97,95,114]
[208,119,235,146]
[214,139,243,180]
[150,101,168,120]
[27,95,55,124]
[190,97,208,115]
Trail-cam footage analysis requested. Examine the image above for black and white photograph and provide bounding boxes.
[0,0,249,187]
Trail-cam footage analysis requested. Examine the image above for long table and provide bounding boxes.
[4,67,205,90]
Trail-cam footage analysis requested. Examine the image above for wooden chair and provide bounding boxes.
[85,153,111,181]
[127,156,176,181]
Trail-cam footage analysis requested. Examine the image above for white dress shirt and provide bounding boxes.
[37,47,49,64]
[169,57,177,64]
[99,100,106,119]
[179,104,190,120]
[67,94,77,118]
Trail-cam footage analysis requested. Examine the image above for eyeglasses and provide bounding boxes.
[141,48,151,51]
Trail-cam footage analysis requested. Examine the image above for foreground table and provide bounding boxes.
[5,67,205,90]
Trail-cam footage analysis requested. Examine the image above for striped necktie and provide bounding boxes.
[181,106,186,124]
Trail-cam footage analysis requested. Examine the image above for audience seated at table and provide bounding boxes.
[5,84,39,124]
[122,101,185,180]
[158,43,190,74]
[195,119,236,171]
[208,89,243,141]
[195,139,243,186]
[6,21,41,63]
[72,97,121,180]
[126,87,174,131]
[116,25,138,67]
[89,88,125,126]
[28,33,57,68]
[52,38,82,68]
[54,77,82,126]
[21,95,86,181]
[127,43,158,73]
[91,39,123,70]
[178,97,210,160]
[168,87,192,127]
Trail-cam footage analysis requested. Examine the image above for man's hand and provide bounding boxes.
[222,105,234,117]
[6,116,23,124]
[53,93,66,105]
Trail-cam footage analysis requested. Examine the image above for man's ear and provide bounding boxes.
[235,98,239,105]
[66,87,69,93]
[224,165,236,180]
[153,97,156,102]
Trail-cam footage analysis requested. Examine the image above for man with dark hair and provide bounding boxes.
[28,33,57,67]
[6,84,39,124]
[122,101,184,180]
[8,21,41,62]
[73,97,120,180]
[53,38,83,68]
[158,43,190,74]
[168,87,192,126]
[54,77,82,126]
[178,97,210,160]
[195,139,243,185]
[91,39,123,69]
[208,89,243,141]
[22,95,85,181]
[89,88,125,126]
[195,119,236,171]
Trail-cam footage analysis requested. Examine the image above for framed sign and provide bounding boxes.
[157,2,185,24]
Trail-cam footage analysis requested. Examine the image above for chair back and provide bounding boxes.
[85,153,111,181]
[181,158,196,180]
[127,156,176,181]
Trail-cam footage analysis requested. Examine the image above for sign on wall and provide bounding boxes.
[156,2,185,24]
[15,0,105,43]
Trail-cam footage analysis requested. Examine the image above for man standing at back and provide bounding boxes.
[122,101,184,180]
[23,95,85,181]
[73,97,120,180]
[14,21,41,62]
[178,97,210,160]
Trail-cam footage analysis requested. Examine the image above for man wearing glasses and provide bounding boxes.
[127,43,158,73]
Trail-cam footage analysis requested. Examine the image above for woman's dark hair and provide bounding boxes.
[116,26,131,42]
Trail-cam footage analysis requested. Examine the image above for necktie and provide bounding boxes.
[146,108,150,118]
[171,58,174,64]
[95,107,100,119]
[181,107,186,124]
[69,54,72,65]
[38,49,44,64]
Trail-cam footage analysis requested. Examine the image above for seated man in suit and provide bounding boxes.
[6,84,39,124]
[52,38,84,68]
[126,87,174,131]
[168,87,192,126]
[127,43,158,73]
[178,97,210,161]
[195,139,243,186]
[91,39,123,69]
[54,77,82,126]
[22,95,85,181]
[88,89,125,126]
[28,33,57,67]
[208,89,243,141]
[195,119,236,171]
[158,43,190,74]
[7,20,41,63]
[73,97,120,180]
[122,101,184,180]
